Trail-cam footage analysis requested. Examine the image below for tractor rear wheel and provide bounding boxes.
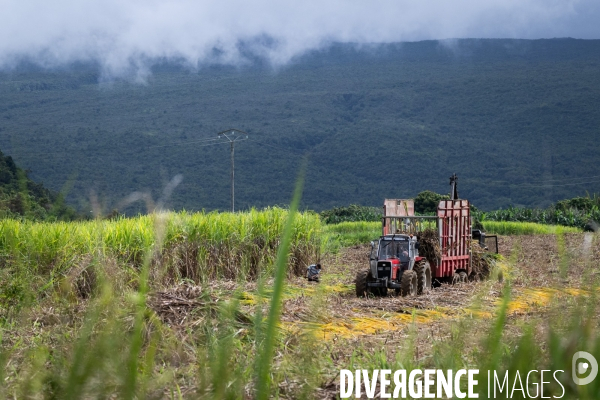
[414,260,432,295]
[400,270,417,296]
[355,270,370,297]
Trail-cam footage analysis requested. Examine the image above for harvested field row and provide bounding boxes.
[145,232,599,343]
[281,285,595,340]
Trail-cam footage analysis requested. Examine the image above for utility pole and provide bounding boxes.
[217,129,248,212]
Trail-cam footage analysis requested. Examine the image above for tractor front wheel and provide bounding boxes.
[355,270,370,297]
[414,260,432,295]
[400,270,417,296]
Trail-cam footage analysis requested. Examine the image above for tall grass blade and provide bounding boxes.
[255,162,306,399]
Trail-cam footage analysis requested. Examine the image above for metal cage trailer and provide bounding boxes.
[356,199,473,297]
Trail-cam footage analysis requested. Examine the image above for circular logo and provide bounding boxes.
[572,351,598,385]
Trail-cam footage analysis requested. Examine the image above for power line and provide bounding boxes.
[153,139,234,150]
[463,176,600,188]
[147,136,225,149]
[464,174,600,185]
[512,178,600,188]
[247,137,304,156]
[0,135,230,157]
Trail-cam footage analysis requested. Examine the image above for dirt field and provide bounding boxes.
[149,232,600,398]
[274,233,597,334]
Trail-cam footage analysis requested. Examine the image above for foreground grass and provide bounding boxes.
[1,203,325,398]
[1,211,599,398]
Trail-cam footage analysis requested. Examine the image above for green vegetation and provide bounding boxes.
[414,190,450,214]
[319,193,600,231]
[0,208,322,397]
[0,208,321,303]
[321,219,582,242]
[0,149,78,220]
[321,219,581,247]
[322,220,380,249]
[1,39,600,213]
[319,204,381,224]
[319,190,455,223]
[1,205,599,397]
[482,220,581,235]
[476,195,600,230]
[319,190,452,223]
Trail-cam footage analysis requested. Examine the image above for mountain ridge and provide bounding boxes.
[0,38,599,213]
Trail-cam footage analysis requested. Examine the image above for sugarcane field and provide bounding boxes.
[1,193,599,398]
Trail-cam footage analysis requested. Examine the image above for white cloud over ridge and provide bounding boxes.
[1,0,599,78]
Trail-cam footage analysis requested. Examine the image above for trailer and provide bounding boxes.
[356,175,475,297]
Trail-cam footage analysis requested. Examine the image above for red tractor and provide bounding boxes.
[356,175,473,297]
[355,232,431,296]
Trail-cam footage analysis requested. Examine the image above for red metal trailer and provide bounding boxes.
[434,199,471,279]
[380,199,471,281]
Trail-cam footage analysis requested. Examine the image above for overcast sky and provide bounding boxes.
[1,0,599,78]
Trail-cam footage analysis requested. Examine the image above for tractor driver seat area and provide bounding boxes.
[398,243,409,262]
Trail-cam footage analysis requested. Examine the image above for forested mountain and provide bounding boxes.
[0,38,599,213]
[0,149,78,220]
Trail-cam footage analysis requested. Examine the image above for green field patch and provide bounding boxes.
[482,221,581,235]
[321,221,380,250]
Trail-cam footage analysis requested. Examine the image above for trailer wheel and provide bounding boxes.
[414,260,432,295]
[355,270,370,297]
[452,271,468,284]
[400,270,417,296]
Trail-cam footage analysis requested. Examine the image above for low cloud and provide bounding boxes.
[1,0,599,79]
